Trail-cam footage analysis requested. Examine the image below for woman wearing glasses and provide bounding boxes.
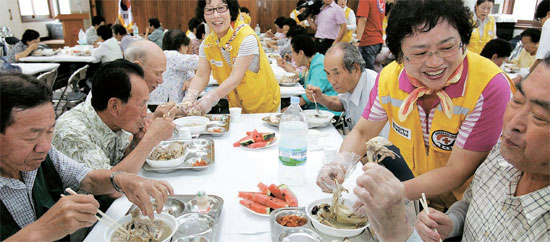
[317,0,513,211]
[181,0,280,114]
[468,0,496,54]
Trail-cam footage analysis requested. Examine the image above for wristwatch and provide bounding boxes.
[110,171,126,193]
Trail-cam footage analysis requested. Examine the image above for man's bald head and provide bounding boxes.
[124,40,167,92]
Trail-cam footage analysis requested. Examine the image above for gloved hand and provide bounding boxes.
[316,152,362,193]
[178,89,200,115]
[193,91,221,115]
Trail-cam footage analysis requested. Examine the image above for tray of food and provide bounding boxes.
[174,114,230,137]
[270,182,374,242]
[110,193,224,242]
[143,139,215,173]
[262,112,334,129]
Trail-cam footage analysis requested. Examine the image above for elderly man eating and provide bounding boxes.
[53,59,175,174]
[305,42,383,132]
[415,53,550,242]
[0,73,173,241]
[352,54,550,242]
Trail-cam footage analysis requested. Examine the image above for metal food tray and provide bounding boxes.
[270,207,376,242]
[201,114,230,136]
[125,194,224,242]
[143,139,215,173]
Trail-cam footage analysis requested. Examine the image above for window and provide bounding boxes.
[17,0,55,22]
[503,0,543,29]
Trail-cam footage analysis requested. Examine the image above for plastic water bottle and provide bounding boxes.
[278,96,308,186]
[133,24,139,36]
[255,24,261,35]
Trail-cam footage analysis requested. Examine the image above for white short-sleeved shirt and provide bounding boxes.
[338,69,377,129]
[536,20,550,59]
[92,37,123,63]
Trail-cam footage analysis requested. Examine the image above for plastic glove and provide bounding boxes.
[316,152,362,193]
[178,89,201,115]
[193,91,221,115]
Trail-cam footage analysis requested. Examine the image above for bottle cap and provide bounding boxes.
[290,96,299,104]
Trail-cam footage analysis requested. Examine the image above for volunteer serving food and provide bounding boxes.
[181,0,281,115]
[317,0,513,210]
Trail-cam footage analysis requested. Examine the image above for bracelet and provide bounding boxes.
[110,171,126,193]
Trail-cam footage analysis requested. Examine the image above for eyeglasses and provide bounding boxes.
[204,5,229,15]
[404,42,463,64]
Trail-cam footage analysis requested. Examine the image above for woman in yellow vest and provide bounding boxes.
[317,0,513,210]
[181,0,280,114]
[337,0,356,43]
[469,0,497,54]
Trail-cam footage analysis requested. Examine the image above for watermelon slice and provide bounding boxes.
[257,182,271,195]
[240,199,271,214]
[279,185,298,207]
[233,134,253,147]
[238,191,264,200]
[268,184,284,200]
[252,193,288,209]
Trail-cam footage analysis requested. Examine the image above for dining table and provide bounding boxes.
[84,113,376,242]
[18,54,99,63]
[13,63,60,75]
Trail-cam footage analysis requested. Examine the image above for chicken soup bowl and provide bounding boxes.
[105,212,177,242]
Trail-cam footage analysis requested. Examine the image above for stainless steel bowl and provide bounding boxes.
[278,228,322,242]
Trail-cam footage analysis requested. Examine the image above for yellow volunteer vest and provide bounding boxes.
[469,16,496,54]
[378,52,506,205]
[341,7,353,43]
[203,24,281,113]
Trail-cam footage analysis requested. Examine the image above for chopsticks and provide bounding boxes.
[64,188,130,236]
[419,193,442,242]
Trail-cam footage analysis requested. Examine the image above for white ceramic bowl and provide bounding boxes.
[173,116,209,133]
[104,212,177,242]
[303,110,334,128]
[146,141,189,168]
[306,198,369,238]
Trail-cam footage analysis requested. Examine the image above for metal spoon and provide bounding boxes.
[311,94,322,118]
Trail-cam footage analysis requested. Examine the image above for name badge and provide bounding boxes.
[210,59,223,67]
[392,120,411,140]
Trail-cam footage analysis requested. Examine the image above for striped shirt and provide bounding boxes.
[0,147,91,229]
[199,34,260,73]
[362,59,511,152]
[446,140,550,241]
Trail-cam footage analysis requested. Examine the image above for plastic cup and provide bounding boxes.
[308,130,320,146]
[229,107,242,122]
[323,148,337,164]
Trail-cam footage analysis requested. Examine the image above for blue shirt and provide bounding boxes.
[148,28,164,48]
[301,53,341,115]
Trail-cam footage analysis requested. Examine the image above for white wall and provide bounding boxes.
[0,0,91,39]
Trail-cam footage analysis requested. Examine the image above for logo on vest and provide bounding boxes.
[488,30,494,36]
[392,120,411,140]
[210,59,223,67]
[431,130,457,151]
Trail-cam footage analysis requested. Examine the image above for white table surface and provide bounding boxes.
[13,63,60,75]
[84,113,373,242]
[18,54,99,63]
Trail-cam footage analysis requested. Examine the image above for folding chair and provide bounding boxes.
[53,65,88,117]
[36,67,58,90]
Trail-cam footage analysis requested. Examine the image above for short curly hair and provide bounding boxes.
[386,0,473,63]
[196,0,240,22]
